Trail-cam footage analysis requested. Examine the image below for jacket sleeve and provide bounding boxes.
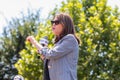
[40,35,76,59]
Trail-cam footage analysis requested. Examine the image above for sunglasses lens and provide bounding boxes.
[51,20,60,25]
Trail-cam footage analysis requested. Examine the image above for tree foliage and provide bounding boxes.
[0,9,41,79]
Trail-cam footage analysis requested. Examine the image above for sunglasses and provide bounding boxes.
[51,20,60,25]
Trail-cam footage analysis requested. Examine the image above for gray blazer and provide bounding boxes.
[41,34,79,80]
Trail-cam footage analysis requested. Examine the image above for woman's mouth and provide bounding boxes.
[52,27,55,30]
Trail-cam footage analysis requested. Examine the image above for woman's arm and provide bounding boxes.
[40,35,78,60]
[26,35,78,60]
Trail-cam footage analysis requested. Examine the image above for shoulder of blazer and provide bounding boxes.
[62,34,79,46]
[63,34,75,39]
[60,34,75,42]
[55,34,75,45]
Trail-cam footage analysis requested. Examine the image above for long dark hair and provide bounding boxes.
[54,13,80,44]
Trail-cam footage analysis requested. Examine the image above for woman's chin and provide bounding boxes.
[52,32,58,36]
[52,31,56,35]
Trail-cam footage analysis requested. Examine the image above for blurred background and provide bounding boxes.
[0,0,120,80]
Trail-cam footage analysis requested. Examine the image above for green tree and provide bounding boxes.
[0,9,41,80]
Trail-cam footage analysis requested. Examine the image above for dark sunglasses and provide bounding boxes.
[51,20,60,25]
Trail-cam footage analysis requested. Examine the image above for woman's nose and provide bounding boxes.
[52,23,56,26]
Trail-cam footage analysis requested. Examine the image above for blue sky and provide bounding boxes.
[0,0,120,34]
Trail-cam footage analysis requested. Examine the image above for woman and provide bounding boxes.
[26,13,79,80]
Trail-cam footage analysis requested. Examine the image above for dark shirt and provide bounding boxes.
[43,59,50,80]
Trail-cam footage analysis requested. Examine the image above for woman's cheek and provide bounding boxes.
[52,28,57,35]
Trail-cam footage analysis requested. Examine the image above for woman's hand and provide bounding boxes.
[40,55,45,60]
[26,36,36,45]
